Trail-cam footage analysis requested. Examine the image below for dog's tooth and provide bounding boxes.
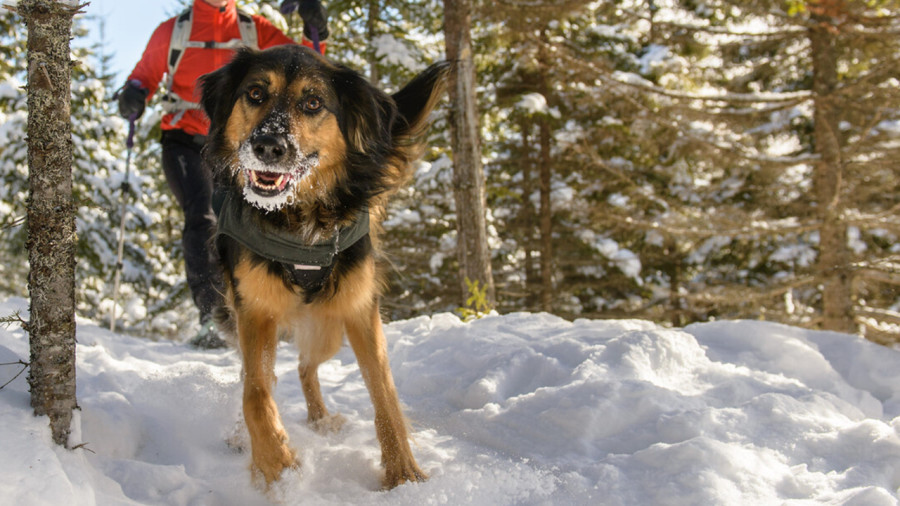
[275,175,284,188]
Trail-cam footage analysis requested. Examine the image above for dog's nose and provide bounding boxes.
[251,135,288,163]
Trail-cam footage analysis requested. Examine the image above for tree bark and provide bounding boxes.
[519,117,538,310]
[21,0,79,447]
[443,0,496,307]
[537,29,553,312]
[366,0,380,83]
[538,114,552,312]
[810,20,854,333]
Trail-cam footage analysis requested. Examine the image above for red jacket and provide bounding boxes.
[128,0,321,136]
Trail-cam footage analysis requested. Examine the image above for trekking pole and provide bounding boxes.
[110,113,137,332]
[309,24,321,54]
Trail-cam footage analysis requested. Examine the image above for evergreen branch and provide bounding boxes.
[834,59,900,100]
[632,105,818,166]
[851,255,900,277]
[856,269,900,287]
[703,100,808,118]
[1,215,25,230]
[0,311,26,328]
[617,7,805,38]
[716,0,801,26]
[717,0,900,34]
[842,203,900,230]
[547,39,821,167]
[570,138,818,239]
[601,71,812,105]
[493,0,583,8]
[538,34,813,105]
[597,214,822,240]
[0,359,28,391]
[681,275,818,308]
[840,104,888,160]
[856,307,900,327]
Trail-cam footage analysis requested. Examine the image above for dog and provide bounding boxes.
[199,45,448,489]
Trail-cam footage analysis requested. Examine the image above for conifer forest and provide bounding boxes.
[1,0,899,343]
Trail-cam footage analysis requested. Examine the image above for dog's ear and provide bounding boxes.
[390,61,451,142]
[199,48,254,133]
[333,67,397,155]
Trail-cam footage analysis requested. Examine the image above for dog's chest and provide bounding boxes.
[284,262,334,292]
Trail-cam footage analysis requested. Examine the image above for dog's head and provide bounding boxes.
[200,45,448,218]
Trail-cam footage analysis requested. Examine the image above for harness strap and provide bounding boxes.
[217,192,370,269]
[163,7,259,123]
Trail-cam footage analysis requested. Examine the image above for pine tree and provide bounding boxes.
[545,0,900,338]
[1,6,197,337]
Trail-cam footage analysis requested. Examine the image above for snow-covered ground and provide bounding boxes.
[2,296,900,505]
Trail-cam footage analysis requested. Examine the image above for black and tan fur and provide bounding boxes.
[199,45,448,489]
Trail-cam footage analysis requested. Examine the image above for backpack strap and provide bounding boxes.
[164,8,193,100]
[236,10,259,52]
[162,7,260,124]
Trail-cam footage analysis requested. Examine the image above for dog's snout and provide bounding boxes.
[252,134,288,163]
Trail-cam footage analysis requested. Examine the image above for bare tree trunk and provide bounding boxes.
[810,21,854,333]
[443,0,496,306]
[537,30,553,312]
[21,0,79,447]
[665,237,686,326]
[538,114,552,312]
[519,118,538,309]
[366,0,381,84]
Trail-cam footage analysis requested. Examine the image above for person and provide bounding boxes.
[117,0,329,348]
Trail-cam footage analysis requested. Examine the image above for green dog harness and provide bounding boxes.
[216,192,370,281]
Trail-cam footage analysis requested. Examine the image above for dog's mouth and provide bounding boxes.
[237,141,319,211]
[248,169,294,194]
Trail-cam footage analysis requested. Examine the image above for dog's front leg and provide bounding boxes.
[239,311,297,485]
[345,304,427,489]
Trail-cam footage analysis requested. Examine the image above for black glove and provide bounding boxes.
[280,0,329,41]
[115,80,148,120]
[119,179,135,197]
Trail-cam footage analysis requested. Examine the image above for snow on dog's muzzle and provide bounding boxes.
[237,134,319,212]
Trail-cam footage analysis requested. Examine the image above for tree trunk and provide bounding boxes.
[537,30,553,312]
[366,0,380,84]
[443,0,496,307]
[519,118,538,309]
[810,20,854,333]
[21,0,79,447]
[538,114,552,312]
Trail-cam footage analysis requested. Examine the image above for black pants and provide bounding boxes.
[160,130,223,323]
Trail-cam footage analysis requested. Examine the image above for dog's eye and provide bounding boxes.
[302,96,323,113]
[247,86,267,104]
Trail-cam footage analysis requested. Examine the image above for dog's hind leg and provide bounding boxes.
[299,362,346,433]
[294,312,346,433]
[238,309,298,485]
[344,303,427,489]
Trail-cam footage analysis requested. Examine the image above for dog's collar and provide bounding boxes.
[216,192,370,269]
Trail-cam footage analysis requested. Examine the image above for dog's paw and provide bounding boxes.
[383,461,428,490]
[251,440,299,485]
[309,412,346,434]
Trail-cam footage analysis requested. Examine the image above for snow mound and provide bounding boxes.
[2,297,900,505]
